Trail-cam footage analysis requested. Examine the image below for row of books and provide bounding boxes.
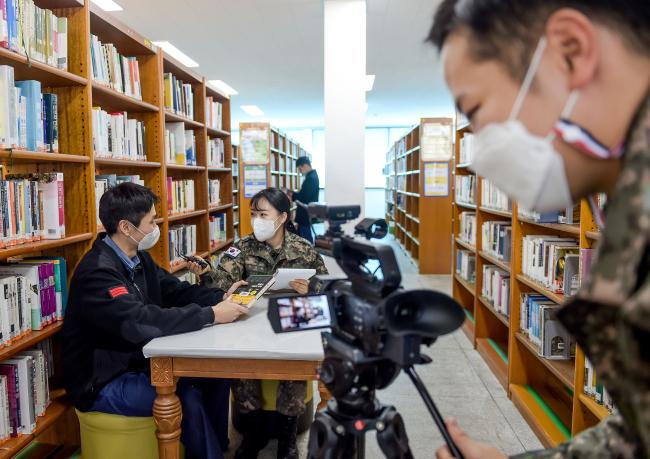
[0,72,58,152]
[0,258,67,339]
[456,249,476,284]
[209,214,227,247]
[481,221,512,262]
[584,358,614,413]
[518,205,580,225]
[522,235,579,295]
[205,97,223,131]
[92,108,147,161]
[481,266,510,317]
[208,179,221,207]
[168,224,196,265]
[164,73,194,119]
[167,178,195,215]
[90,34,141,100]
[458,133,474,165]
[481,179,511,213]
[459,212,476,246]
[520,293,575,360]
[164,123,196,166]
[0,0,68,71]
[94,174,144,226]
[208,138,225,167]
[0,173,65,245]
[396,157,411,174]
[0,343,52,439]
[455,175,476,206]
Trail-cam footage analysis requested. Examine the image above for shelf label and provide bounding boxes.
[421,122,453,161]
[244,165,268,198]
[424,162,449,197]
[241,125,270,164]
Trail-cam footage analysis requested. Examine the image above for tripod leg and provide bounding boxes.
[376,407,414,459]
[308,410,357,459]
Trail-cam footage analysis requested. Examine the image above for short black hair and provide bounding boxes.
[99,182,159,234]
[428,0,650,79]
[250,188,297,234]
[296,156,311,168]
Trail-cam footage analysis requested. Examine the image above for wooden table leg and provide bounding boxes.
[317,380,331,410]
[151,357,182,459]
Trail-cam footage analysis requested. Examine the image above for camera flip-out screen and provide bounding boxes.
[268,295,334,333]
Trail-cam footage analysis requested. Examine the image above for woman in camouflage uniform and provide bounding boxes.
[190,188,328,459]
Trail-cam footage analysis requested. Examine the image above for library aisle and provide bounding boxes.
[227,238,543,459]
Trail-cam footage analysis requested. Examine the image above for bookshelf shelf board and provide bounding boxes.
[234,222,239,227]
[0,233,93,259]
[166,164,205,172]
[585,231,602,241]
[271,171,280,175]
[0,150,90,164]
[208,204,233,213]
[478,295,509,328]
[578,393,610,422]
[518,218,581,236]
[270,147,281,154]
[516,332,575,390]
[456,163,472,169]
[455,202,477,210]
[405,146,421,155]
[233,190,239,194]
[406,214,420,224]
[162,52,203,85]
[454,273,476,296]
[516,274,565,304]
[478,250,511,272]
[92,82,159,113]
[207,167,230,172]
[37,0,84,7]
[164,111,204,129]
[167,210,207,222]
[455,237,476,253]
[0,392,71,458]
[209,239,235,254]
[479,207,512,218]
[457,121,471,131]
[0,47,88,87]
[476,338,508,389]
[89,4,157,56]
[95,157,160,168]
[510,384,571,448]
[206,127,231,138]
[155,218,164,224]
[204,84,229,101]
[396,191,420,198]
[405,232,420,246]
[0,322,63,362]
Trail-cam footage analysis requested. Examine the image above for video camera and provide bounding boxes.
[267,206,466,459]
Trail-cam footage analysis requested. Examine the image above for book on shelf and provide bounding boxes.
[481,265,510,316]
[167,178,195,215]
[163,73,194,119]
[208,138,225,167]
[209,214,227,247]
[92,108,147,161]
[0,0,68,71]
[205,97,222,130]
[90,34,142,99]
[164,122,196,166]
[481,179,511,212]
[584,357,614,413]
[458,132,474,164]
[455,175,476,205]
[208,179,221,207]
[481,221,512,262]
[168,224,196,265]
[459,212,476,246]
[520,293,575,359]
[455,249,475,284]
[521,235,579,294]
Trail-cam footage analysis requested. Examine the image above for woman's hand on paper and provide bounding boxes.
[289,279,309,294]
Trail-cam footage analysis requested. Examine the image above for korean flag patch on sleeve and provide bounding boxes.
[225,246,241,258]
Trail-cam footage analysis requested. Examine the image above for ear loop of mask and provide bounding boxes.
[509,37,549,120]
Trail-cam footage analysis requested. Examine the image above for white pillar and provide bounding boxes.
[324,0,366,215]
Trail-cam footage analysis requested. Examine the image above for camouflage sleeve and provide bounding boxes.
[200,251,246,292]
[309,249,328,275]
[511,414,638,459]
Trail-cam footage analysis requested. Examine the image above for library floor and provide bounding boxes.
[225,237,543,458]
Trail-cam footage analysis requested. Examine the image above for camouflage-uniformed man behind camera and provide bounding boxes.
[201,230,328,417]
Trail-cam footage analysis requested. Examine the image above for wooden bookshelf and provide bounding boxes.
[451,113,609,446]
[385,118,454,274]
[238,124,311,236]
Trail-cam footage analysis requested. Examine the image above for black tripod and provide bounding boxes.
[307,334,464,459]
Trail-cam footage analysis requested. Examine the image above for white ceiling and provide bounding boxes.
[113,0,453,129]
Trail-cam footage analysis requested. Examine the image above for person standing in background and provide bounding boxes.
[290,156,320,243]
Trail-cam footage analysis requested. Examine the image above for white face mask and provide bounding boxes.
[129,223,160,251]
[252,216,281,242]
[471,38,579,213]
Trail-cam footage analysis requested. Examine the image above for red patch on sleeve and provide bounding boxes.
[109,286,129,298]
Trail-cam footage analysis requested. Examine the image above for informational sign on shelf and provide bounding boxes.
[240,125,270,164]
[421,121,453,161]
[244,165,268,198]
[424,162,449,197]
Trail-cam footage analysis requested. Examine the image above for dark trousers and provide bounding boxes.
[298,223,313,244]
[90,372,230,459]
